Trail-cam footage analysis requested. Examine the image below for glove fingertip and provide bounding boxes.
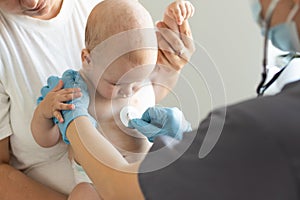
[131,118,151,127]
[148,137,154,142]
[37,96,43,105]
[40,86,49,95]
[53,117,59,124]
[128,121,134,128]
[62,136,70,144]
[128,119,138,128]
[47,76,60,86]
[141,108,152,122]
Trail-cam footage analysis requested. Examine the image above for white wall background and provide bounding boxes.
[139,0,264,128]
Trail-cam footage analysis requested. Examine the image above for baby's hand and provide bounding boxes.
[38,79,82,123]
[165,0,195,25]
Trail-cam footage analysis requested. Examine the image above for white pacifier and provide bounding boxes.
[120,106,140,128]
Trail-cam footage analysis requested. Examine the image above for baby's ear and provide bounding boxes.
[81,49,91,63]
[81,49,93,70]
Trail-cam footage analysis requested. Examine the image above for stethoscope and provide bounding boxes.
[256,53,299,96]
[256,0,300,96]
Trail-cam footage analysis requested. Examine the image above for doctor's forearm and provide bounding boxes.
[67,117,144,200]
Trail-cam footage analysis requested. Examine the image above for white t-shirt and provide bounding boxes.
[0,0,100,194]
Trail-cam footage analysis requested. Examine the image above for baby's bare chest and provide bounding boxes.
[89,86,155,158]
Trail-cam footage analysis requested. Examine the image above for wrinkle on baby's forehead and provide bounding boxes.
[90,28,158,67]
[88,28,157,85]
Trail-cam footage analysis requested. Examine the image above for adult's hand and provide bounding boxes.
[156,19,195,71]
[128,106,192,142]
[58,70,96,144]
[38,70,95,144]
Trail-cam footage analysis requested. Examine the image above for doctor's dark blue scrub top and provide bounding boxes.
[138,80,300,200]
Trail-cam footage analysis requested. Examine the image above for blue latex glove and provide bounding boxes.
[128,107,192,142]
[37,69,95,144]
[58,69,96,144]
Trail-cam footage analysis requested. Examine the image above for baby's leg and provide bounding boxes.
[68,182,102,200]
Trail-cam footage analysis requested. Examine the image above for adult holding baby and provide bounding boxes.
[0,0,195,199]
[44,0,300,199]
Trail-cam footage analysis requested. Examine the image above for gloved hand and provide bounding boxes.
[128,107,192,142]
[59,69,96,144]
[38,69,95,144]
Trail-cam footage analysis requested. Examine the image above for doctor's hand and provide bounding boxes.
[38,70,95,144]
[128,107,192,142]
[58,70,96,144]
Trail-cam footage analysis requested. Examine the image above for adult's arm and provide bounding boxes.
[0,137,67,200]
[152,20,195,102]
[138,106,298,200]
[66,116,144,200]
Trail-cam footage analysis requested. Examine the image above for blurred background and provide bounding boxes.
[139,0,264,128]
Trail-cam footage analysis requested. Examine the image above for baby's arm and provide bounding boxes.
[152,1,195,102]
[31,80,81,147]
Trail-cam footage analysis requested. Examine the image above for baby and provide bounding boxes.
[31,0,194,199]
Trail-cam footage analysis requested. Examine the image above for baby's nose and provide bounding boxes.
[21,0,39,9]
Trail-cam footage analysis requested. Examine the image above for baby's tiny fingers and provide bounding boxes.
[170,5,183,25]
[57,103,75,111]
[53,111,64,123]
[185,2,195,19]
[58,88,82,102]
[72,91,83,99]
[61,87,81,94]
[62,92,82,102]
[179,2,187,20]
[191,3,195,17]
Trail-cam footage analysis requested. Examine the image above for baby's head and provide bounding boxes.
[85,0,155,51]
[81,0,158,99]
